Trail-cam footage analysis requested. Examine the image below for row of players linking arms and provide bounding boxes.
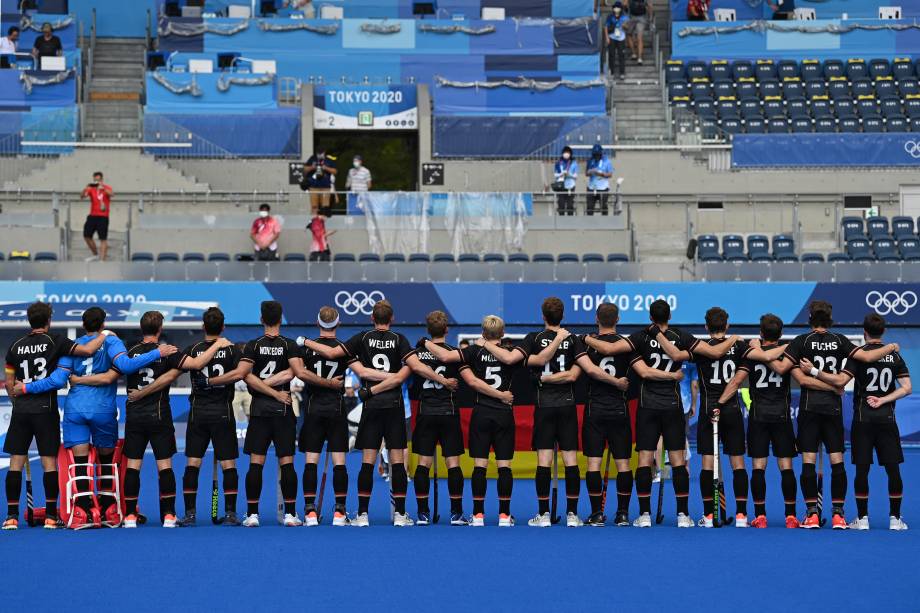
[1,297,911,531]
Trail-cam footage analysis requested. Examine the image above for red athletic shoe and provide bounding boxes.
[785,515,801,529]
[801,513,820,529]
[832,514,849,530]
[751,515,767,529]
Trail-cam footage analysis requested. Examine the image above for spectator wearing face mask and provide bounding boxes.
[307,211,336,261]
[250,203,281,261]
[585,144,613,216]
[345,155,372,192]
[301,149,337,215]
[553,146,579,216]
[605,2,629,80]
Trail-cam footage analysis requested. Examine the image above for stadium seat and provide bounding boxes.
[786,98,809,119]
[395,262,428,282]
[383,253,406,262]
[755,59,777,82]
[846,237,873,259]
[687,61,709,80]
[864,117,885,132]
[507,253,530,263]
[208,253,230,262]
[827,252,851,263]
[867,217,890,239]
[772,235,796,259]
[333,253,355,262]
[823,59,845,80]
[747,234,770,259]
[759,80,781,98]
[800,252,825,263]
[791,118,813,133]
[767,118,789,133]
[736,79,758,101]
[182,252,205,262]
[332,262,363,282]
[33,252,57,262]
[457,253,480,263]
[697,235,721,261]
[907,97,920,119]
[131,252,154,262]
[880,96,903,117]
[893,58,915,81]
[490,262,523,282]
[482,253,505,263]
[847,59,868,81]
[852,78,874,98]
[522,262,556,282]
[713,80,735,99]
[828,78,850,101]
[363,263,397,282]
[532,253,555,263]
[899,237,920,260]
[815,117,836,132]
[669,80,690,100]
[839,117,860,132]
[763,98,785,119]
[900,77,920,98]
[307,262,332,282]
[732,60,754,80]
[696,99,717,118]
[834,100,857,120]
[432,253,455,262]
[720,116,743,135]
[408,253,431,262]
[745,117,766,133]
[873,239,901,261]
[876,78,897,99]
[457,262,491,282]
[555,262,586,282]
[801,59,822,82]
[888,115,910,132]
[805,81,827,99]
[782,78,804,100]
[581,253,604,263]
[157,252,180,262]
[666,60,685,83]
[358,253,380,263]
[870,59,892,79]
[810,98,832,118]
[710,60,731,82]
[556,253,579,263]
[282,253,306,262]
[428,262,459,282]
[776,59,798,81]
[607,253,630,263]
[892,216,915,240]
[740,99,762,119]
[857,98,880,118]
[750,252,773,262]
[722,235,745,259]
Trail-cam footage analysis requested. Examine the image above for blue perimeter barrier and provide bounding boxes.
[732,133,920,168]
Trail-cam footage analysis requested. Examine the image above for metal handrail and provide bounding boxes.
[146,9,153,51]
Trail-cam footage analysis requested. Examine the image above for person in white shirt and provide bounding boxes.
[345,155,372,192]
[0,27,19,55]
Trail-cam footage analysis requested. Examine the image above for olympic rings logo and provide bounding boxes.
[904,141,920,159]
[865,290,918,316]
[334,290,385,315]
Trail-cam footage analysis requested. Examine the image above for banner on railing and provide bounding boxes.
[732,134,920,168]
[352,192,431,255]
[313,85,417,130]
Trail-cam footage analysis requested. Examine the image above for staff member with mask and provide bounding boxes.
[585,144,613,216]
[345,155,372,192]
[553,146,579,216]
[302,149,337,215]
[250,203,281,261]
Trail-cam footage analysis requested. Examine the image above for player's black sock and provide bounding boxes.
[357,462,374,514]
[616,470,633,514]
[564,465,580,515]
[182,465,200,515]
[830,462,847,514]
[5,470,21,518]
[245,463,263,516]
[733,468,748,516]
[636,466,652,514]
[672,465,689,515]
[413,465,430,514]
[302,462,318,508]
[43,471,58,519]
[97,451,115,511]
[885,463,903,518]
[800,462,817,513]
[586,470,602,514]
[751,468,766,517]
[332,465,347,508]
[280,463,297,516]
[447,467,463,515]
[535,466,551,515]
[854,464,870,518]
[73,455,92,512]
[391,463,408,515]
[699,469,714,516]
[124,467,140,516]
[159,469,177,518]
[472,466,486,515]
[781,469,797,517]
[223,468,238,513]
[497,467,513,516]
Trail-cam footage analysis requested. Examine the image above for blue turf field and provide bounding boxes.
[3,449,918,612]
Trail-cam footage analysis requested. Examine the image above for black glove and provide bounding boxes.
[416,336,430,350]
[358,385,374,403]
[711,401,725,420]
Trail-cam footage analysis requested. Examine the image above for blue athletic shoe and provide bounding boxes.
[416,512,430,526]
[449,513,469,526]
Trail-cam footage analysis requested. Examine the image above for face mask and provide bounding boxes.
[353,160,361,168]
[562,153,571,160]
[613,8,621,15]
[259,211,269,218]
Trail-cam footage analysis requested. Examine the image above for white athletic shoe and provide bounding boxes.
[332,511,348,527]
[242,514,260,528]
[566,512,583,527]
[351,512,369,527]
[850,516,870,531]
[677,513,694,528]
[304,511,319,527]
[123,515,138,529]
[889,516,909,531]
[162,514,178,529]
[283,513,303,527]
[470,513,485,527]
[632,512,652,528]
[84,255,99,262]
[393,512,414,527]
[652,471,661,484]
[498,513,514,527]
[698,514,713,528]
[528,512,551,527]
[735,514,749,528]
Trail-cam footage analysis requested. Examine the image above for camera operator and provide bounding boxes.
[301,148,337,215]
[80,170,113,262]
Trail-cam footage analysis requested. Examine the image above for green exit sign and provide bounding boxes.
[358,111,374,126]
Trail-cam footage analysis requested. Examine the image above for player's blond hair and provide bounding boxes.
[481,315,505,340]
[319,306,339,325]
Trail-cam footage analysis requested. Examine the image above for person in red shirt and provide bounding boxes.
[80,171,113,261]
[307,212,335,261]
[250,203,282,261]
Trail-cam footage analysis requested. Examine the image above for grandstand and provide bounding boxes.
[1,1,920,611]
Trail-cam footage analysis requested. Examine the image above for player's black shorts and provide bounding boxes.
[2,411,60,456]
[582,414,632,459]
[124,420,177,460]
[412,413,464,458]
[747,418,797,458]
[355,405,407,451]
[697,409,746,456]
[850,421,904,465]
[185,418,239,461]
[468,406,515,461]
[796,410,845,454]
[244,413,297,457]
[532,405,579,451]
[83,215,109,240]
[299,411,349,454]
[635,408,686,452]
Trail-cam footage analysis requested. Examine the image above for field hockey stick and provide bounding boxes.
[433,445,440,524]
[655,448,665,524]
[25,460,34,527]
[276,465,284,525]
[211,455,221,525]
[316,449,331,524]
[713,415,722,528]
[550,446,561,524]
[599,449,612,514]
[817,443,826,527]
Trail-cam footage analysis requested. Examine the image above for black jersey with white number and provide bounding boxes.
[4,331,76,414]
[185,340,241,422]
[459,344,517,410]
[584,333,630,417]
[693,338,748,416]
[516,330,582,408]
[344,329,414,410]
[738,342,792,422]
[627,327,698,411]
[125,342,183,423]
[302,337,349,415]
[412,342,458,415]
[844,342,910,423]
[784,331,858,415]
[241,334,298,417]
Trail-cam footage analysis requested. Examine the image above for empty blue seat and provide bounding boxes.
[892,216,915,240]
[508,253,530,263]
[906,97,920,118]
[750,252,773,262]
[801,60,822,82]
[740,99,761,119]
[839,117,860,132]
[666,60,685,83]
[532,253,555,263]
[873,238,900,261]
[482,253,505,263]
[893,58,915,81]
[827,252,851,263]
[433,253,455,262]
[846,237,873,259]
[851,78,874,98]
[805,81,827,98]
[283,253,307,262]
[847,59,868,81]
[157,252,180,262]
[815,117,837,132]
[899,77,920,98]
[690,81,712,101]
[721,116,743,135]
[828,78,850,100]
[745,117,766,133]
[687,60,709,80]
[880,96,903,117]
[885,115,909,132]
[34,252,57,262]
[782,78,804,100]
[732,60,754,80]
[382,253,406,262]
[669,80,690,99]
[183,252,205,262]
[713,80,735,99]
[811,98,832,118]
[672,97,691,111]
[557,253,579,263]
[722,235,745,259]
[867,217,890,239]
[759,79,781,98]
[736,79,758,101]
[767,117,789,133]
[792,118,813,133]
[333,253,356,262]
[607,253,630,262]
[716,99,738,117]
[857,98,880,117]
[777,59,799,81]
[358,253,380,262]
[754,59,776,82]
[582,253,604,263]
[801,253,825,263]
[899,237,920,260]
[842,216,865,239]
[875,79,896,100]
[408,253,431,262]
[697,235,720,260]
[235,253,254,262]
[823,59,845,80]
[208,253,230,262]
[787,98,809,118]
[696,99,717,118]
[834,100,857,119]
[773,235,795,258]
[869,58,892,79]
[763,98,785,119]
[864,117,884,132]
[457,253,480,262]
[747,234,770,258]
[710,60,731,81]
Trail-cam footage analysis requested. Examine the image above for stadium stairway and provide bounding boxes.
[84,38,146,141]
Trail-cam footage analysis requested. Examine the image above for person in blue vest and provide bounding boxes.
[585,144,614,215]
[605,2,629,80]
[553,146,579,215]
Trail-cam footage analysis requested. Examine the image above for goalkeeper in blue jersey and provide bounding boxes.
[14,307,177,527]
